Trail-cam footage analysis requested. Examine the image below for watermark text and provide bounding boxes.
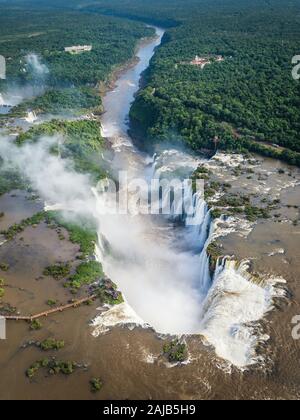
[95,173,204,225]
[292,315,300,340]
[0,316,6,340]
[0,55,6,80]
[292,55,300,80]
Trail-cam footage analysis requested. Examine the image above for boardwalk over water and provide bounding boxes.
[2,295,97,321]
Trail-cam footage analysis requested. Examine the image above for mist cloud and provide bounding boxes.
[0,54,49,106]
[0,134,205,334]
[0,135,96,220]
[0,134,281,367]
[25,53,49,79]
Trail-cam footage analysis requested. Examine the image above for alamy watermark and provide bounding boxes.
[292,55,300,80]
[0,316,6,340]
[292,315,300,340]
[0,55,6,80]
[95,173,204,225]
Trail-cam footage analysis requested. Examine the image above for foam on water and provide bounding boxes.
[199,259,285,367]
[92,163,284,367]
[24,111,38,124]
[92,79,286,367]
[94,201,208,334]
[0,27,286,369]
[91,301,150,336]
[0,123,284,368]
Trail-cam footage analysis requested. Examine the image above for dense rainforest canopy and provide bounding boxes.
[0,6,154,113]
[72,0,300,164]
[0,10,153,86]
[0,0,300,164]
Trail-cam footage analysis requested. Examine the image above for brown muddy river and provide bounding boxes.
[0,28,300,400]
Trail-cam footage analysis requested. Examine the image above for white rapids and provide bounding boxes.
[0,27,285,369]
[24,111,38,123]
[91,27,285,368]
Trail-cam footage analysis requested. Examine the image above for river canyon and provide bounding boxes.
[0,26,300,400]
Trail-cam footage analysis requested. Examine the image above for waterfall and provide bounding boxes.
[186,194,207,236]
[24,111,37,123]
[197,214,214,293]
[197,256,285,367]
[89,22,284,366]
[182,188,214,292]
[0,24,284,370]
[212,256,227,282]
[91,149,284,366]
[182,189,285,367]
[151,152,214,295]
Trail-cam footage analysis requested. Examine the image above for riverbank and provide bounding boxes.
[189,152,299,368]
[91,24,299,375]
[0,28,168,400]
[0,22,300,400]
[98,32,158,99]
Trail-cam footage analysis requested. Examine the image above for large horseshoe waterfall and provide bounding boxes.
[91,27,281,369]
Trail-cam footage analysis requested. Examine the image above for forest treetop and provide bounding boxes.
[1,0,300,165]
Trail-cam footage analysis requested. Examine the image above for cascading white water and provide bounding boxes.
[93,153,285,368]
[0,129,282,367]
[198,258,285,368]
[93,178,207,335]
[24,111,38,123]
[152,162,213,292]
[198,216,214,293]
[90,27,285,368]
[0,25,284,369]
